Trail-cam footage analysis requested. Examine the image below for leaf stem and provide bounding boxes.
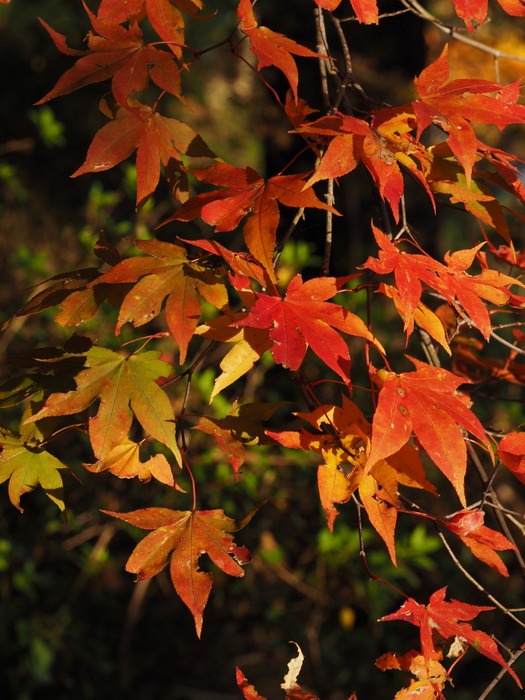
[182,453,197,512]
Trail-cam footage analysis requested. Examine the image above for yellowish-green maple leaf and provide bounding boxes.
[28,346,181,466]
[0,427,68,512]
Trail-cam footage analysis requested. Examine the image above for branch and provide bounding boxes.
[477,649,524,700]
[402,0,525,65]
[438,532,525,630]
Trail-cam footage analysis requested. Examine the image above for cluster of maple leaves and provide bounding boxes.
[1,0,525,697]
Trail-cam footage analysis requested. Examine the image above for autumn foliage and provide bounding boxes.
[2,0,525,697]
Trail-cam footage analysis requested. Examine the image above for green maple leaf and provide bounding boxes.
[0,427,68,512]
[29,346,181,466]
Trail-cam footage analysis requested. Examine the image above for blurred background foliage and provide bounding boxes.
[0,1,524,699]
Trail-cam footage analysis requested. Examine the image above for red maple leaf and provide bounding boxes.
[498,431,525,483]
[442,510,517,577]
[236,274,383,383]
[451,0,525,30]
[497,0,525,16]
[451,0,488,31]
[169,163,338,282]
[367,359,490,506]
[381,587,522,686]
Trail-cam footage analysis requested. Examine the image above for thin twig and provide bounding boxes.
[315,7,331,112]
[490,330,525,356]
[321,178,334,275]
[476,649,524,700]
[402,0,525,65]
[438,532,525,630]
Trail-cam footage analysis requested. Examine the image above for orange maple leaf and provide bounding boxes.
[413,46,525,184]
[363,225,521,339]
[268,397,435,547]
[36,12,184,107]
[300,110,431,221]
[72,101,213,206]
[94,239,227,364]
[104,507,251,637]
[238,0,322,101]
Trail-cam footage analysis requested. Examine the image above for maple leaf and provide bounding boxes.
[194,402,283,476]
[498,431,525,483]
[479,142,525,219]
[36,13,184,107]
[96,0,200,58]
[442,510,517,577]
[237,0,322,101]
[359,470,400,564]
[104,507,251,636]
[94,239,228,364]
[452,0,525,28]
[2,268,100,330]
[196,317,273,400]
[497,0,525,15]
[381,587,522,686]
[236,274,382,383]
[169,164,337,283]
[4,240,126,328]
[143,0,186,56]
[237,668,268,700]
[380,283,451,354]
[376,650,447,699]
[0,426,68,512]
[363,225,521,340]
[182,237,269,289]
[313,0,378,24]
[314,0,343,10]
[269,397,435,541]
[300,110,431,221]
[412,46,525,184]
[367,359,490,506]
[83,438,176,486]
[451,0,488,31]
[28,346,181,466]
[449,334,525,387]
[97,0,145,25]
[406,505,518,577]
[72,100,213,206]
[427,142,510,242]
